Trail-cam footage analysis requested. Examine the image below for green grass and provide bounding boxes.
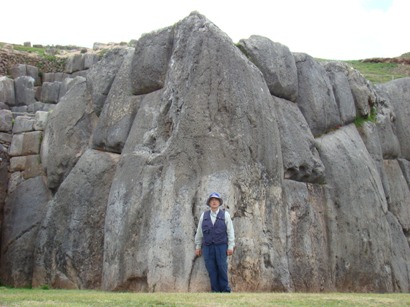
[344,60,409,84]
[0,288,409,306]
[12,45,49,57]
[354,106,378,127]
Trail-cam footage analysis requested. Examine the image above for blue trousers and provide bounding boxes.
[202,244,231,292]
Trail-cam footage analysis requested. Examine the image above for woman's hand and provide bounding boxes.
[195,249,202,257]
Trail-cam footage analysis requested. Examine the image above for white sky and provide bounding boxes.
[1,0,408,60]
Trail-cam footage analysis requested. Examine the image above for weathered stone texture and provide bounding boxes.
[1,12,410,293]
[12,116,34,133]
[130,27,174,95]
[14,76,36,105]
[41,82,61,103]
[273,97,325,183]
[0,176,51,287]
[378,78,410,160]
[86,48,128,116]
[294,53,341,136]
[33,149,119,289]
[316,125,397,292]
[0,109,13,132]
[238,35,298,102]
[103,12,283,292]
[323,62,356,124]
[9,131,42,157]
[92,48,140,153]
[0,76,15,106]
[41,77,97,191]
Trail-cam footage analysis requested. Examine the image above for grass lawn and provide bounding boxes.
[0,288,409,306]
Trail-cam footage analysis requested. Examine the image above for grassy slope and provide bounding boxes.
[345,60,410,84]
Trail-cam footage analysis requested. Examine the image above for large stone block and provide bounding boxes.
[383,160,410,233]
[0,176,51,287]
[9,131,42,157]
[10,155,43,179]
[0,109,13,132]
[83,53,99,69]
[34,111,49,131]
[41,82,61,103]
[86,48,128,116]
[316,124,394,292]
[65,54,84,73]
[273,97,325,183]
[10,64,40,86]
[14,76,36,105]
[12,116,34,133]
[238,35,298,102]
[103,12,283,292]
[92,48,140,153]
[0,132,12,144]
[41,77,97,191]
[294,53,341,136]
[130,26,174,95]
[0,76,16,106]
[323,62,356,125]
[33,149,119,289]
[378,78,410,160]
[9,64,26,79]
[27,102,56,113]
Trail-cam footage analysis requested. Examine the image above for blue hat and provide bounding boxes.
[206,192,223,206]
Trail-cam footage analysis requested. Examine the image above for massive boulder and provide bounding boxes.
[0,176,51,287]
[41,77,98,191]
[102,12,283,292]
[92,48,141,153]
[237,35,298,102]
[32,149,119,289]
[294,53,341,136]
[378,78,410,160]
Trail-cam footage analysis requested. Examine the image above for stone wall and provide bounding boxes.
[0,12,409,292]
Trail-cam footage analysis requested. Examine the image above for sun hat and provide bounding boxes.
[206,192,223,206]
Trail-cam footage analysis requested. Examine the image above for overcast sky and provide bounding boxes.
[1,0,408,60]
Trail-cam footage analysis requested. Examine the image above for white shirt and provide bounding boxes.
[194,208,235,250]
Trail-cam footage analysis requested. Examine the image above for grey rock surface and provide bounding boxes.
[9,131,42,157]
[0,76,15,106]
[41,82,61,103]
[92,48,140,153]
[294,53,341,136]
[102,12,283,292]
[378,78,410,160]
[14,76,36,105]
[86,48,128,116]
[238,35,298,102]
[273,97,325,183]
[12,116,34,133]
[130,27,174,95]
[316,125,399,292]
[0,176,51,287]
[323,62,356,124]
[383,160,410,234]
[32,149,119,289]
[1,12,410,293]
[283,180,331,291]
[41,77,97,191]
[0,109,13,132]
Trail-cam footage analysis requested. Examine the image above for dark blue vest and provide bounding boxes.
[202,209,227,246]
